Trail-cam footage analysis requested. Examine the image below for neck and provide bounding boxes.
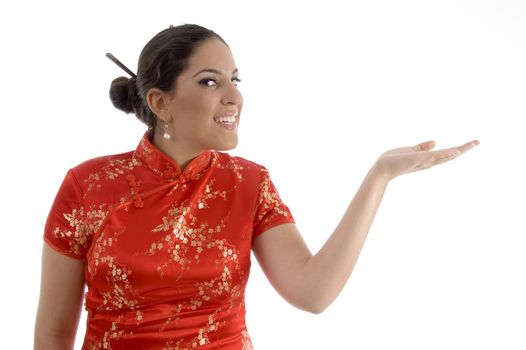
[151,131,204,172]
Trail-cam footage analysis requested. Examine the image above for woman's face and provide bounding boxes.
[162,37,243,152]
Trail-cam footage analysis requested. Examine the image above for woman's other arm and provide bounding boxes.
[34,243,85,350]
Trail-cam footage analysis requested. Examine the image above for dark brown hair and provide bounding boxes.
[109,24,228,130]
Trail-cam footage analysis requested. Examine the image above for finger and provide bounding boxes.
[448,139,481,155]
[459,139,480,153]
[433,149,462,162]
[421,140,479,170]
[414,140,436,152]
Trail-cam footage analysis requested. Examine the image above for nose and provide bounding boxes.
[221,82,243,106]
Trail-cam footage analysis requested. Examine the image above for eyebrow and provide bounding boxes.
[192,68,239,78]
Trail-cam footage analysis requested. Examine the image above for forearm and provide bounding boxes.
[300,165,389,313]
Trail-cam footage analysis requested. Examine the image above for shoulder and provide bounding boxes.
[64,150,136,200]
[213,151,268,175]
[69,150,135,179]
[212,151,275,188]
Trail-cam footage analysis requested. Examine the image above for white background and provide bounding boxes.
[1,0,525,349]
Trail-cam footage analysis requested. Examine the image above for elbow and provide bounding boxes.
[280,287,337,315]
[34,315,77,350]
[305,305,326,315]
[34,333,74,350]
[304,299,332,314]
[277,267,339,314]
[292,294,333,315]
[299,283,341,314]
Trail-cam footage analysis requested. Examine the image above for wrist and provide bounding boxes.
[368,162,391,185]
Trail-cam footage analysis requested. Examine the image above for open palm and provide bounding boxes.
[375,139,480,181]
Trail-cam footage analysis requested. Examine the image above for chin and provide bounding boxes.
[213,139,238,152]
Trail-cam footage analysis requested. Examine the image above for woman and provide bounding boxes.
[34,24,479,349]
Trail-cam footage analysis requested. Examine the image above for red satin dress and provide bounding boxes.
[43,131,295,349]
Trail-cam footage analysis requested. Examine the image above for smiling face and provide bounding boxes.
[154,38,243,155]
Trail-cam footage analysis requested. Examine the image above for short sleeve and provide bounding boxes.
[252,166,295,238]
[43,169,90,260]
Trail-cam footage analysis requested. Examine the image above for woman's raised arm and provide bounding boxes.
[252,140,479,314]
[34,243,85,350]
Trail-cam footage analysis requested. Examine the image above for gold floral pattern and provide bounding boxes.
[84,157,141,194]
[43,131,295,349]
[52,205,108,257]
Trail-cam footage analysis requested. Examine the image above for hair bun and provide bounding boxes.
[109,76,140,114]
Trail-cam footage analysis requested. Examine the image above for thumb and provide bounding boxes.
[414,140,436,151]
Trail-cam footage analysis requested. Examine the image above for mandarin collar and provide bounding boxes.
[133,131,213,182]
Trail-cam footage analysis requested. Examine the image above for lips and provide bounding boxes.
[217,111,237,117]
[213,112,238,131]
[213,112,238,124]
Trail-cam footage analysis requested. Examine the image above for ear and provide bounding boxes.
[146,88,171,122]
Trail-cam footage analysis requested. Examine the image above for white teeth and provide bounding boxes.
[214,113,237,124]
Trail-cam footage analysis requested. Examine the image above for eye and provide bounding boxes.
[199,77,242,88]
[199,78,217,87]
[232,77,242,87]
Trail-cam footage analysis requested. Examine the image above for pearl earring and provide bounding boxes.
[163,120,171,140]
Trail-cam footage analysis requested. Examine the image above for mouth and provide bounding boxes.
[213,112,238,125]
